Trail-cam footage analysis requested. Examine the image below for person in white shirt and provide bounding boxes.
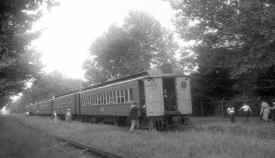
[239,102,252,121]
[271,101,275,121]
[65,108,72,122]
[260,101,275,121]
[260,101,269,121]
[226,104,235,123]
[53,110,58,123]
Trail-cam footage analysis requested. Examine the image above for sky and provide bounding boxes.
[31,0,176,80]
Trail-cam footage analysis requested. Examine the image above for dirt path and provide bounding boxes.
[0,115,96,158]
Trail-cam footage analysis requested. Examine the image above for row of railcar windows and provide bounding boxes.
[81,88,134,106]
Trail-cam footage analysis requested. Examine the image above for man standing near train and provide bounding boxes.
[239,102,252,121]
[226,104,235,123]
[129,102,139,132]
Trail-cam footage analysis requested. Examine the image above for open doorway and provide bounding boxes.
[163,78,177,111]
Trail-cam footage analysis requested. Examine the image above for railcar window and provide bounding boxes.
[92,96,95,105]
[90,96,93,105]
[99,95,102,104]
[108,91,111,104]
[80,96,83,105]
[117,90,120,104]
[96,95,99,105]
[112,90,116,104]
[81,96,85,105]
[106,92,109,104]
[109,90,113,104]
[83,96,87,105]
[112,90,115,104]
[106,93,108,104]
[101,94,104,105]
[91,96,94,105]
[101,93,105,104]
[97,95,100,104]
[82,96,85,105]
[125,89,128,103]
[102,93,105,104]
[115,90,119,104]
[129,88,134,101]
[118,90,121,103]
[103,93,106,104]
[84,96,86,105]
[121,89,125,103]
[99,95,101,104]
[119,90,123,103]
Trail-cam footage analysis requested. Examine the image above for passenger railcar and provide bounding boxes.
[25,69,192,129]
[53,93,77,119]
[36,99,53,116]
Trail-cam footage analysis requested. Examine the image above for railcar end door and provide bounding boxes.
[176,77,192,114]
[144,78,164,116]
[162,77,178,112]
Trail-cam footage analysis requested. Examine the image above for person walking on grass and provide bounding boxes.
[239,102,252,121]
[260,101,270,121]
[65,108,72,122]
[129,102,139,132]
[270,100,275,122]
[260,100,275,121]
[53,110,58,123]
[226,104,235,123]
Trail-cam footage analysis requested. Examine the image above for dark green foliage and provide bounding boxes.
[171,0,275,76]
[0,0,56,106]
[254,66,275,98]
[170,0,275,107]
[84,11,178,84]
[19,71,83,106]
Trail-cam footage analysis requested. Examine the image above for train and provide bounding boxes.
[25,69,192,130]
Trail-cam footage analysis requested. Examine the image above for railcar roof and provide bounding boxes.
[31,69,186,104]
[83,69,187,91]
[83,71,149,90]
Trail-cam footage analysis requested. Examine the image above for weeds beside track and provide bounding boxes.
[15,117,126,158]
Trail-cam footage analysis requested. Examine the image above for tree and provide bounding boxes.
[17,71,83,109]
[170,0,275,99]
[0,0,56,107]
[84,11,179,84]
[170,0,275,76]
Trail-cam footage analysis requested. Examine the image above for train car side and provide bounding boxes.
[79,79,139,124]
[25,69,192,130]
[36,100,52,116]
[53,93,77,119]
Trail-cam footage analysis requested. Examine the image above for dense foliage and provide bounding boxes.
[84,11,180,84]
[10,71,83,112]
[0,0,56,107]
[169,0,275,114]
[171,0,275,75]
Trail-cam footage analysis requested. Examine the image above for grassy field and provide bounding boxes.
[0,115,95,158]
[13,114,275,158]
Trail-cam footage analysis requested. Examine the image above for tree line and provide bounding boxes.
[2,0,275,115]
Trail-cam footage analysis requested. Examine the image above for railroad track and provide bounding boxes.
[14,117,126,158]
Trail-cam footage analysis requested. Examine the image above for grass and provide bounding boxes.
[13,114,275,158]
[0,115,93,158]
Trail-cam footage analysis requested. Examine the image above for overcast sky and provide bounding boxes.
[31,0,176,79]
